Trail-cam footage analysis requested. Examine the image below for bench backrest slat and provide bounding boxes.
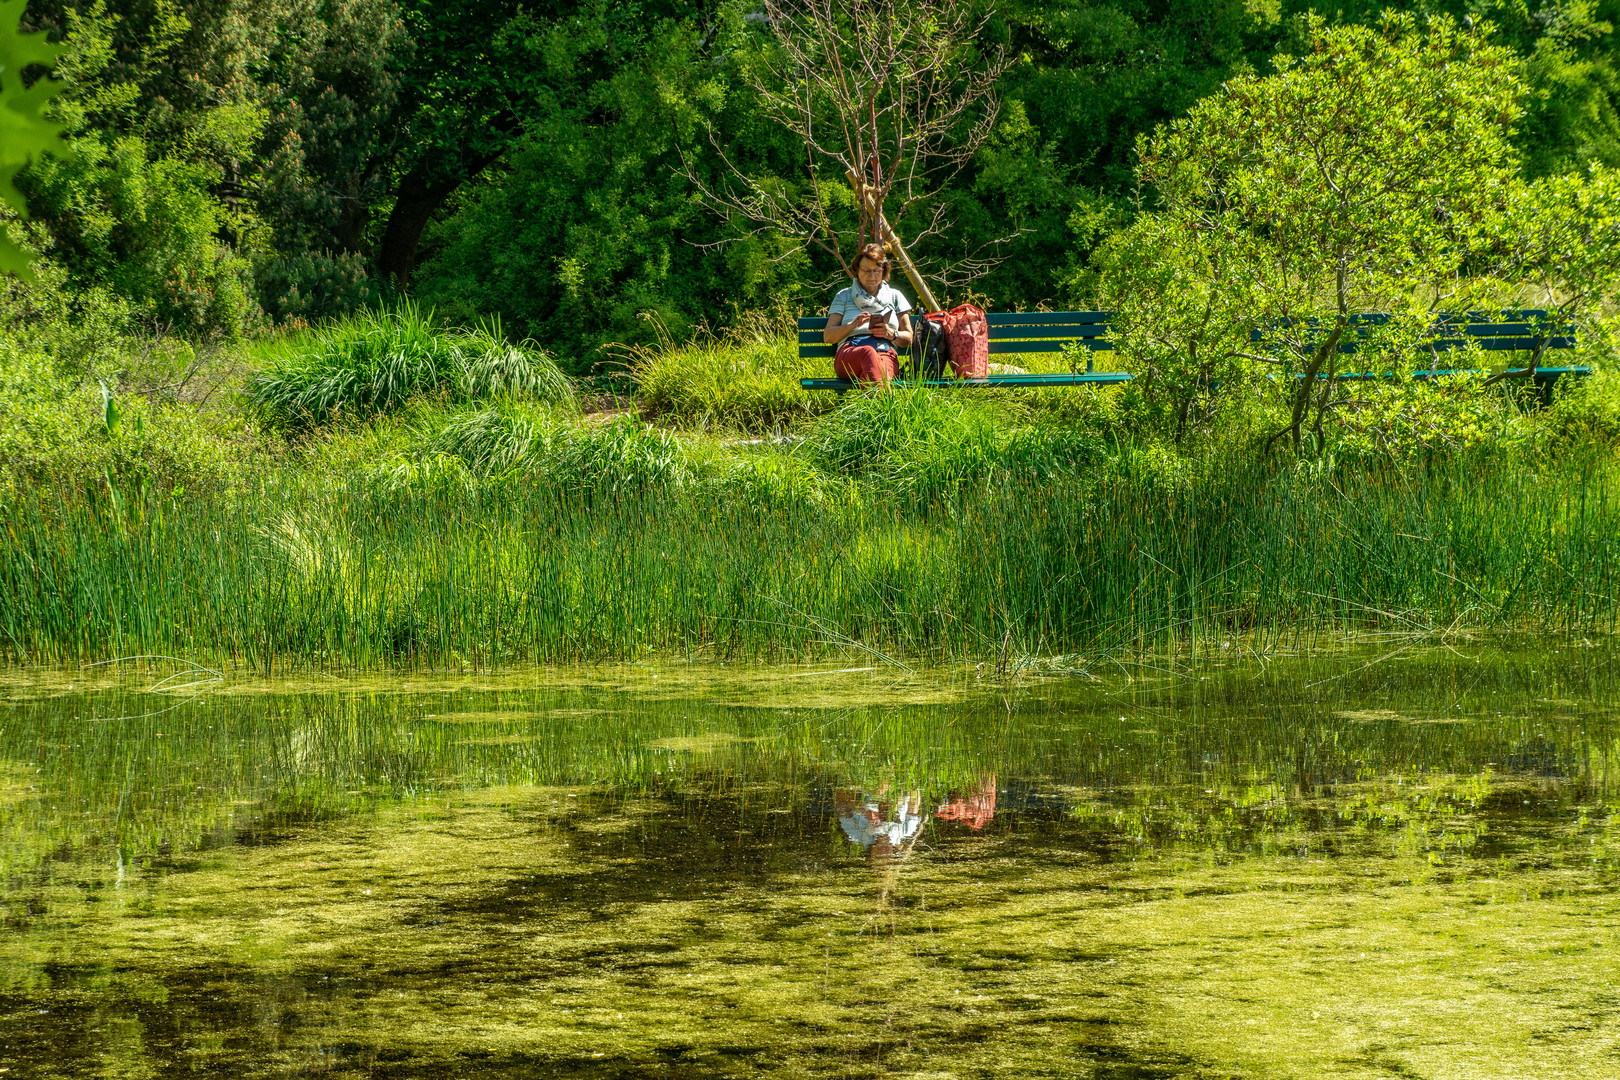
[1262,309,1555,327]
[985,311,1114,326]
[796,325,1113,345]
[1421,336,1575,352]
[1264,333,1576,351]
[988,324,1111,339]
[1252,310,1574,354]
[798,311,1112,327]
[799,338,1112,360]
[798,311,1116,359]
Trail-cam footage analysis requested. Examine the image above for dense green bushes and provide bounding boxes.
[253,252,385,326]
[16,1,1620,349]
[0,371,254,500]
[1539,368,1620,449]
[0,267,261,499]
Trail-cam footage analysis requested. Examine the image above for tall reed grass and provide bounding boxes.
[806,385,1105,499]
[3,452,1616,670]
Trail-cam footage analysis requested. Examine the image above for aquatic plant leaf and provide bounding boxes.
[0,0,67,280]
[98,379,120,436]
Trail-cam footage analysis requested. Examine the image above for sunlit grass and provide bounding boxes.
[246,302,576,432]
[2,449,1619,671]
[625,320,833,432]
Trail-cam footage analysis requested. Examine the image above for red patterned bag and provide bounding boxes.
[941,303,989,378]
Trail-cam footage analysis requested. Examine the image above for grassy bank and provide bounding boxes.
[5,299,1620,671]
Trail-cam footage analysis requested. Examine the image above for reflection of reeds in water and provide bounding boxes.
[2,456,1620,670]
[1,649,1615,882]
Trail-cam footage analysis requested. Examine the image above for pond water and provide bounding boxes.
[2,645,1617,1078]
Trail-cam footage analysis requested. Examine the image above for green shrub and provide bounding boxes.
[0,346,83,484]
[1316,377,1535,462]
[0,357,258,499]
[0,261,137,382]
[628,323,833,432]
[23,133,264,340]
[0,266,259,498]
[246,304,576,432]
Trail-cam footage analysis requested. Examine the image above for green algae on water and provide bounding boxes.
[1,645,1616,1077]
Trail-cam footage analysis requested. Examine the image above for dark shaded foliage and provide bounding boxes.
[13,0,1620,347]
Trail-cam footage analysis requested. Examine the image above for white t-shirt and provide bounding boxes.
[828,281,912,336]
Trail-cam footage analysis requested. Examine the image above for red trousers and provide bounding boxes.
[834,341,900,383]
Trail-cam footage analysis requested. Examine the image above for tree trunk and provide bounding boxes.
[377,149,504,286]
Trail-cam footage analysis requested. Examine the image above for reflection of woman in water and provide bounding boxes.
[935,774,997,831]
[834,785,926,918]
[834,775,998,864]
[835,777,1000,919]
[835,786,927,862]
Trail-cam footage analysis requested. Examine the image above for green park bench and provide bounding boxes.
[797,311,1132,391]
[1255,309,1591,402]
[798,309,1591,398]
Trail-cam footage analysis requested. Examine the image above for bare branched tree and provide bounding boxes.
[685,0,1009,306]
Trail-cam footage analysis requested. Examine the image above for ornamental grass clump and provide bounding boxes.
[392,401,836,506]
[419,403,694,493]
[626,315,832,432]
[424,401,557,478]
[246,304,575,432]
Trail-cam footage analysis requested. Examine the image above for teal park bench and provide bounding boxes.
[1254,309,1590,402]
[798,311,1133,391]
[798,309,1591,397]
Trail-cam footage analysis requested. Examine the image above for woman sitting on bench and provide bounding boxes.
[823,243,913,382]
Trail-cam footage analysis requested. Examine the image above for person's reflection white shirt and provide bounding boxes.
[835,789,924,849]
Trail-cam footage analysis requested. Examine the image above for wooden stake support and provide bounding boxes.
[847,170,943,314]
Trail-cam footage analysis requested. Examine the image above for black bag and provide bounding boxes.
[913,313,951,377]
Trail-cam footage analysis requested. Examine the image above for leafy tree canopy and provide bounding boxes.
[1101,12,1620,453]
[8,0,1620,355]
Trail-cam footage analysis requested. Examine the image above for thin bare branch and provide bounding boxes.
[679,0,1010,292]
